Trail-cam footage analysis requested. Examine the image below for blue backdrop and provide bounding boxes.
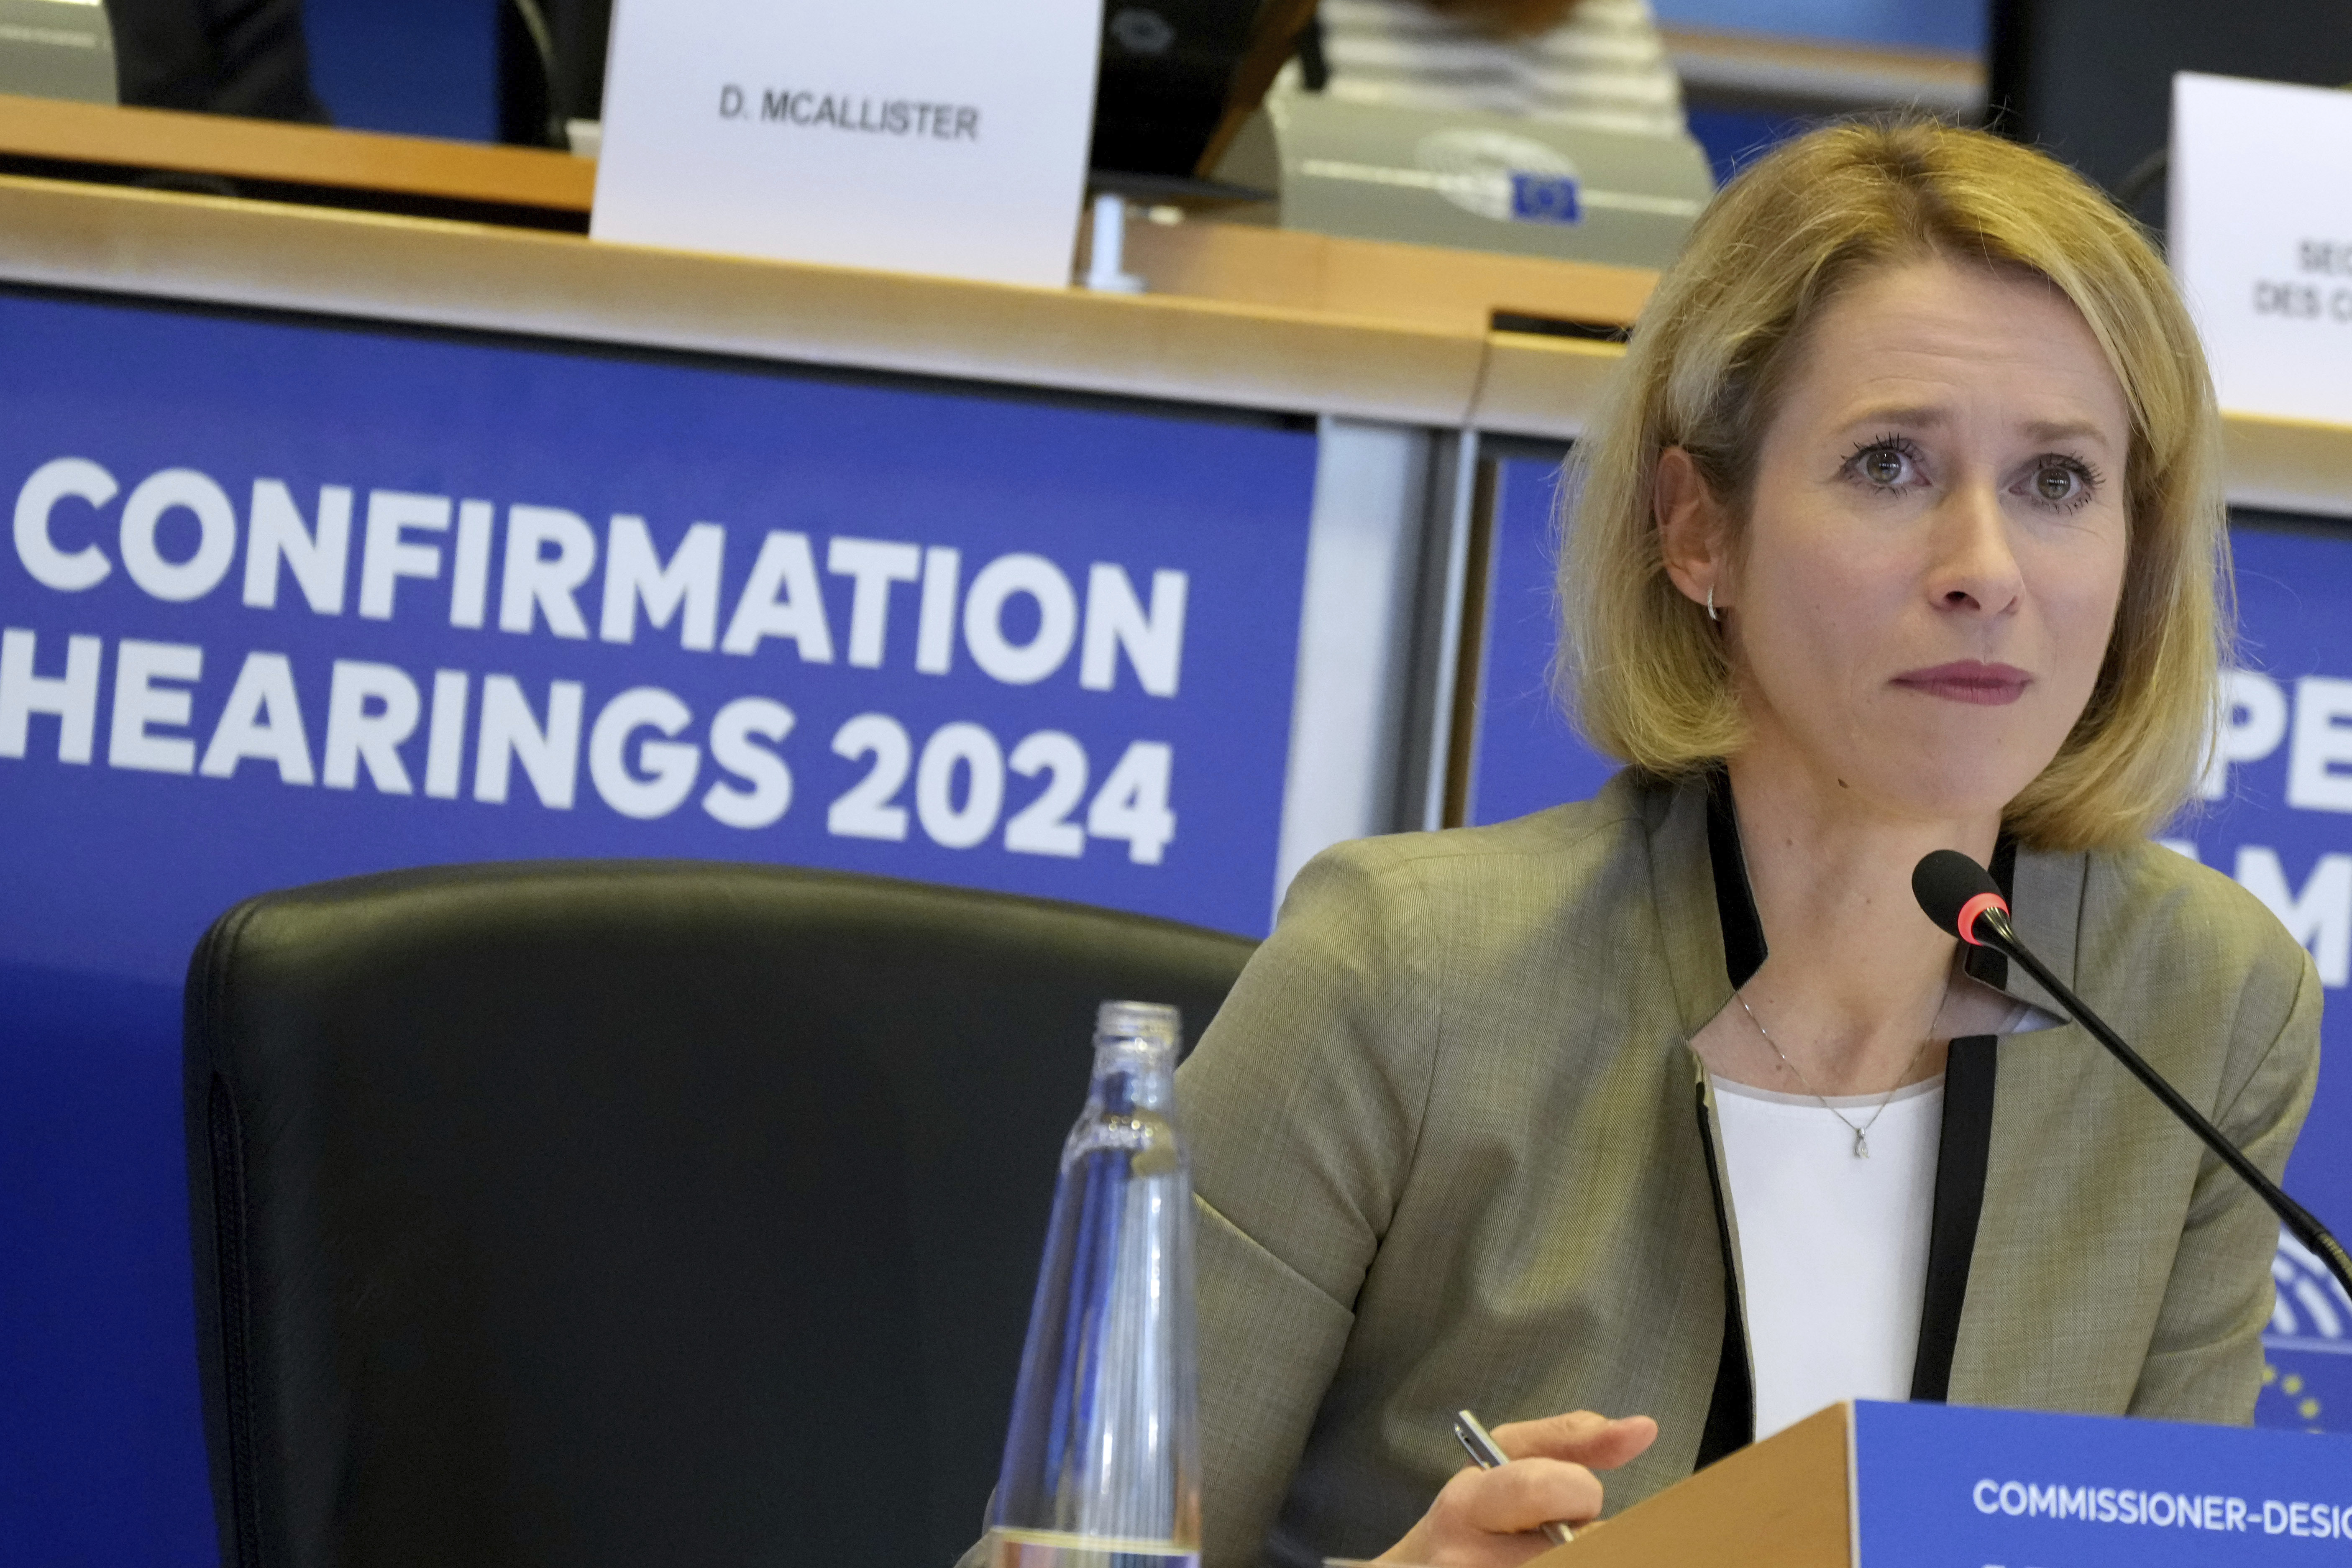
[1468,455,2352,1435]
[0,287,1317,1563]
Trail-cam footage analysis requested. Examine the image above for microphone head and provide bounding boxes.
[1912,850,2008,945]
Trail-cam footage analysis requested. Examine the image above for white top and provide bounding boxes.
[1291,0,1688,138]
[1710,1073,1945,1440]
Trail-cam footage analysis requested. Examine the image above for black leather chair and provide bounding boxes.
[183,861,1256,1568]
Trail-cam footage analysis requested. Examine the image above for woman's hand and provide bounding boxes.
[1374,1411,1659,1566]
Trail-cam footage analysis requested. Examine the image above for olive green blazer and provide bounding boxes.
[1181,770,2320,1568]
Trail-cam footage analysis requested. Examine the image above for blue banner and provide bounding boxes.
[1853,1399,2352,1563]
[1469,457,2352,1434]
[0,287,1317,1563]
[0,292,1318,965]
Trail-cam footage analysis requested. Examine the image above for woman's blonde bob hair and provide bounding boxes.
[1560,120,2228,852]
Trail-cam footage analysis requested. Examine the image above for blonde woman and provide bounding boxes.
[1300,0,1687,138]
[1180,120,2319,1567]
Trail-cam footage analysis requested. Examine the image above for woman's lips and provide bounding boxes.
[1891,661,2032,706]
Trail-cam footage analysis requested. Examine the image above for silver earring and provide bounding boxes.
[1706,585,1718,622]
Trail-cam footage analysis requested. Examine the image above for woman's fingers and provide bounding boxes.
[1490,1410,1659,1472]
[1373,1412,1662,1565]
[1445,1455,1607,1533]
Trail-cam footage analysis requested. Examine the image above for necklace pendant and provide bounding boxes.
[1853,1128,1870,1159]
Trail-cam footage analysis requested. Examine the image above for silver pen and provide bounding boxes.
[1452,1408,1575,1547]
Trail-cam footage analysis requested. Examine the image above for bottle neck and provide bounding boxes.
[1088,1036,1176,1115]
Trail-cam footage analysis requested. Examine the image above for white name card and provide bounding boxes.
[2171,72,2352,427]
[591,0,1102,289]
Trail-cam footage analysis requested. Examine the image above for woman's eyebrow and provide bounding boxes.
[1836,404,1946,431]
[2020,417,2112,448]
[1833,407,2114,449]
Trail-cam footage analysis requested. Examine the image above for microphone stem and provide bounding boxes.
[1979,910,2352,1305]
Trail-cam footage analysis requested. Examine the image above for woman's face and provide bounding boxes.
[1684,256,2134,825]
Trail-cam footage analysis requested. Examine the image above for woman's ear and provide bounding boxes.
[1655,447,1730,615]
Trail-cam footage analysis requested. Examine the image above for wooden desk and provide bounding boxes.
[0,96,2341,523]
[0,92,592,214]
[0,100,2341,522]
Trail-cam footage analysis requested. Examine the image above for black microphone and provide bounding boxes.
[1913,849,2352,1302]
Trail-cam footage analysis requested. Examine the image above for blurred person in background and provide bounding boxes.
[1295,0,1687,137]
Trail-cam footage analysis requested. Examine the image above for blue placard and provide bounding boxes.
[0,287,1316,1563]
[1468,458,2352,1432]
[1853,1399,2352,1563]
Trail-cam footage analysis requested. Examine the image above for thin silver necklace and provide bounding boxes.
[1735,991,1934,1159]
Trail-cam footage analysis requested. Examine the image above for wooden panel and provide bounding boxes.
[1121,216,1656,337]
[2225,412,2352,523]
[1470,333,1624,441]
[1531,1404,1852,1568]
[0,173,1483,427]
[0,93,594,212]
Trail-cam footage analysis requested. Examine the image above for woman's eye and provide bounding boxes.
[1845,440,1918,488]
[2024,459,2095,508]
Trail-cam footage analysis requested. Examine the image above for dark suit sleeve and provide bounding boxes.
[110,0,329,122]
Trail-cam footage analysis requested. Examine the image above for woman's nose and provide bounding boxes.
[1925,481,2024,615]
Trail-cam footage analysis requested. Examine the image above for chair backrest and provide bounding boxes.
[184,860,1257,1568]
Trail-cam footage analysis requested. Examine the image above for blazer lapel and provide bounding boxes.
[1939,841,2090,1408]
[1647,769,1745,1043]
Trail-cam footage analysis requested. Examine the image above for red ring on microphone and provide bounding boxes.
[1955,891,2009,946]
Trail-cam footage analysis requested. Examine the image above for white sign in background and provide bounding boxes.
[591,0,1102,289]
[2171,72,2352,427]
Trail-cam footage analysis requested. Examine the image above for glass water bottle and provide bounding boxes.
[987,1001,1201,1568]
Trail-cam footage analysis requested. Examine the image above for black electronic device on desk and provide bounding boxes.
[1090,0,1313,200]
[1228,91,1715,270]
[1989,0,2352,225]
